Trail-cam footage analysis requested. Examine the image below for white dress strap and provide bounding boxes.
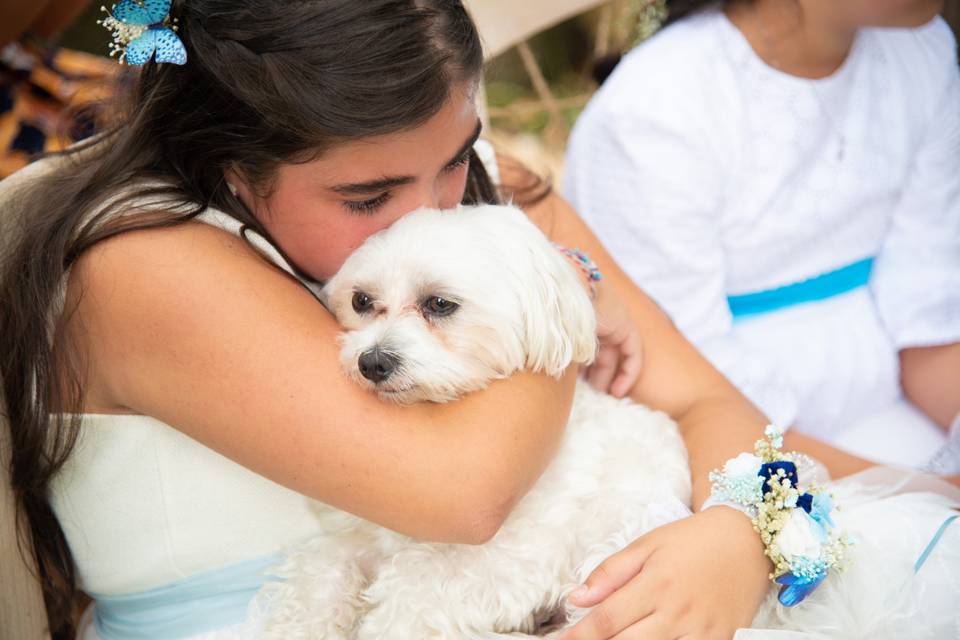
[194,208,300,280]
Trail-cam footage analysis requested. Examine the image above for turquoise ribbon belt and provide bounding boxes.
[727,257,874,320]
[91,552,283,639]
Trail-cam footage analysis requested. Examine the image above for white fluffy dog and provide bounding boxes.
[250,205,960,640]
[253,204,691,639]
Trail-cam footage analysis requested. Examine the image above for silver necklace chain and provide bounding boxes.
[755,9,847,162]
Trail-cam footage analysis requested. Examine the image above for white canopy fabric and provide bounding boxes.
[464,0,612,59]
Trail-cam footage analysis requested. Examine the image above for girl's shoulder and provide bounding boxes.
[589,8,750,125]
[69,215,289,312]
[569,12,741,181]
[869,15,957,67]
[632,7,731,58]
[862,16,958,115]
[606,9,731,100]
[64,215,315,410]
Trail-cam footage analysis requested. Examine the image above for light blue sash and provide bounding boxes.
[727,257,874,321]
[85,512,953,637]
[91,552,283,639]
[913,515,958,574]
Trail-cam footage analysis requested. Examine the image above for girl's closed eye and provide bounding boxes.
[344,192,392,214]
[342,155,469,215]
[444,153,470,172]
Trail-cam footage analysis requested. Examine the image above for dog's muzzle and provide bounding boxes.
[358,348,400,383]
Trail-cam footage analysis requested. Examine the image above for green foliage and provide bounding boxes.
[624,0,669,47]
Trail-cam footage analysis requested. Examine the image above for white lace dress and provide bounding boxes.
[564,10,960,470]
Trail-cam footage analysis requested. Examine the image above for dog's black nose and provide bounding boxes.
[358,348,399,383]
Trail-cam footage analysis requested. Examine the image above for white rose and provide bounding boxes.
[723,452,762,479]
[776,509,823,562]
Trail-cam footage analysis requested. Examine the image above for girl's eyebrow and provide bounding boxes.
[332,175,415,196]
[330,120,483,196]
[446,119,483,166]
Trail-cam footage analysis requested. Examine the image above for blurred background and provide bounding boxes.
[6,0,960,183]
[469,0,960,184]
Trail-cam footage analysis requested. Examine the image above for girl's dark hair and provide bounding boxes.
[0,0,498,633]
[662,0,730,26]
[592,0,735,85]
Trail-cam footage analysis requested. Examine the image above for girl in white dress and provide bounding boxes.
[565,0,960,471]
[0,1,954,639]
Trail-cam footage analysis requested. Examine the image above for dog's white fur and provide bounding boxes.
[245,206,960,640]
[324,205,598,403]
[254,205,691,639]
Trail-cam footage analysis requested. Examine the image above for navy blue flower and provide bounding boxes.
[796,492,813,513]
[758,461,798,497]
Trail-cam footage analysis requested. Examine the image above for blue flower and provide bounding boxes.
[758,460,798,497]
[810,493,835,529]
[99,0,186,65]
[796,492,813,513]
[776,571,826,606]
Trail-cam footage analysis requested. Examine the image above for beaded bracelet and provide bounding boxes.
[555,245,602,298]
[708,425,852,606]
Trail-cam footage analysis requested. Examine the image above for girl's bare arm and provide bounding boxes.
[68,221,576,545]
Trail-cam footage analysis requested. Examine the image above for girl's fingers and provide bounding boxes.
[587,344,621,392]
[609,335,643,398]
[610,613,673,640]
[562,572,658,640]
[567,541,654,607]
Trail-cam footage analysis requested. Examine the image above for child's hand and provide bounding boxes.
[561,507,770,640]
[586,281,643,399]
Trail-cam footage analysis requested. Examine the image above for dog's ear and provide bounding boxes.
[510,220,598,377]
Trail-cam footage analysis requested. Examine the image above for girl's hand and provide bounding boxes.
[586,280,644,398]
[561,507,771,640]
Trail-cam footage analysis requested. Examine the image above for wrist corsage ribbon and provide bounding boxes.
[708,425,852,606]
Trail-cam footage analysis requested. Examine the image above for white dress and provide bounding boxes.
[563,9,960,469]
[50,207,329,640]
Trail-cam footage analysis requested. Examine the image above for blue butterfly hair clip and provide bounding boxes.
[98,0,187,66]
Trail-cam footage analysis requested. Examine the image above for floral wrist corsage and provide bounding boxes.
[708,425,852,606]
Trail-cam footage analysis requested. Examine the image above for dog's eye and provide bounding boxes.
[422,296,459,317]
[352,292,374,314]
